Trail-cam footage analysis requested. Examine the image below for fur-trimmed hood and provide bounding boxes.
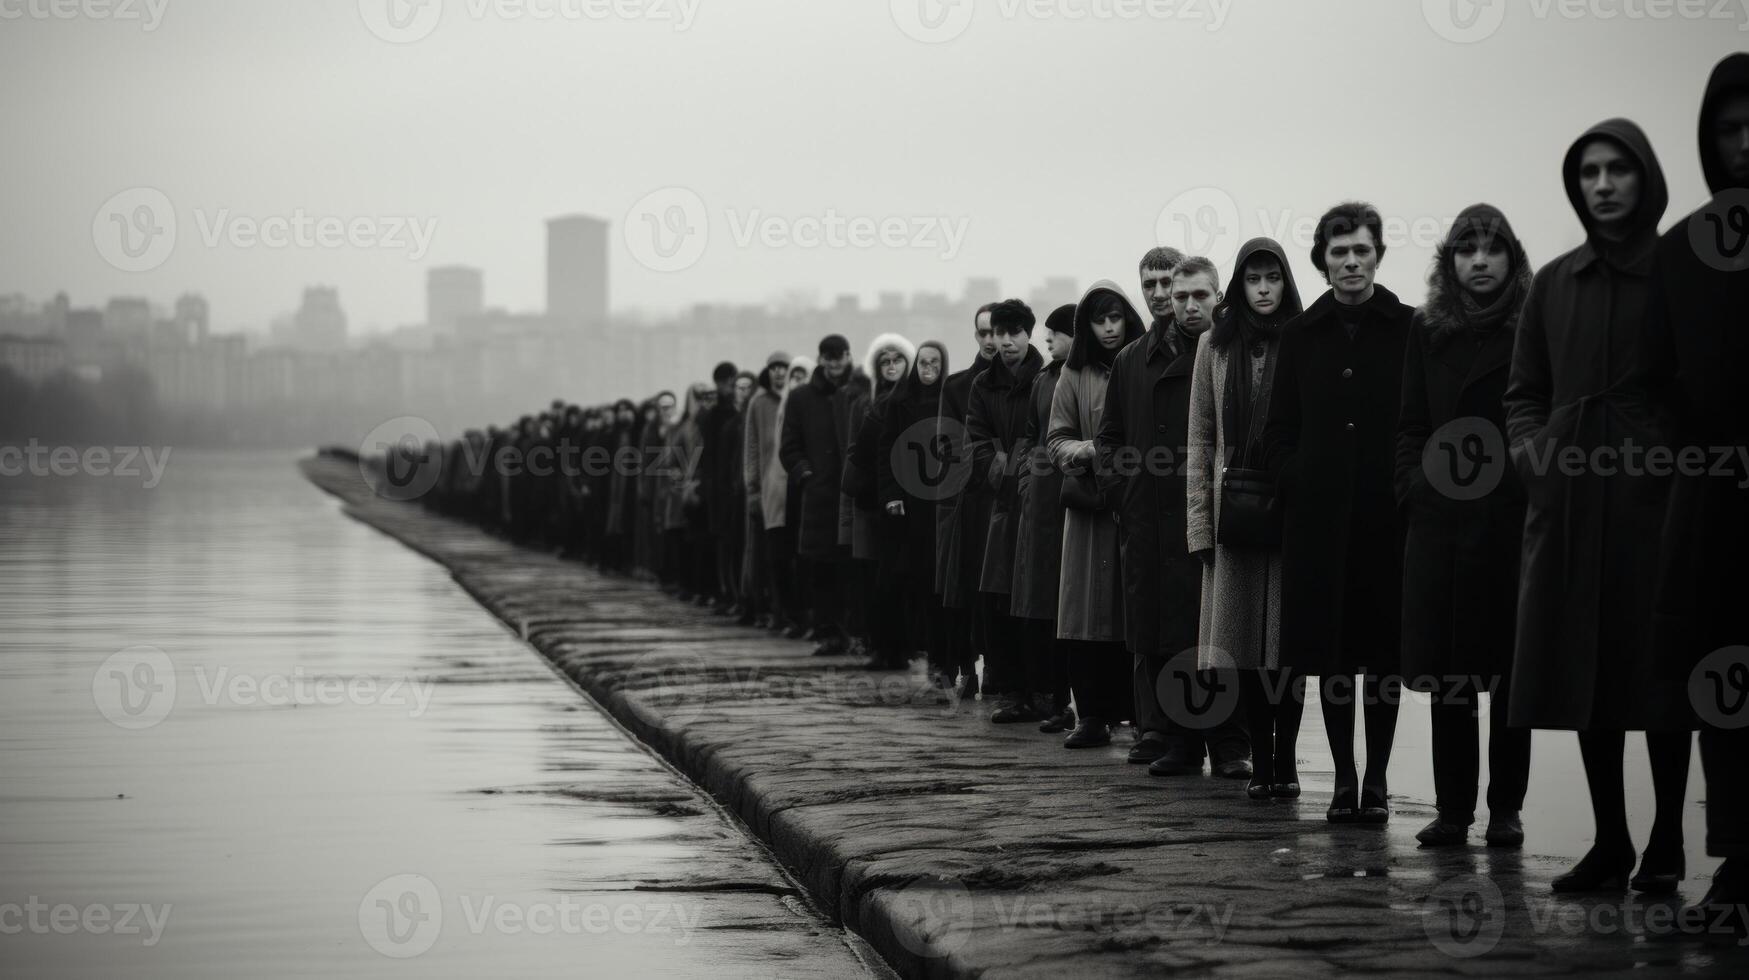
[863,332,918,393]
[1420,203,1533,350]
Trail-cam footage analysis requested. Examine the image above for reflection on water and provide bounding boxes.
[0,452,871,979]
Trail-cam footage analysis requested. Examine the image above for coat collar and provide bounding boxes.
[1298,283,1410,330]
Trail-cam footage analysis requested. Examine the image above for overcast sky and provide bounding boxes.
[2,0,1741,334]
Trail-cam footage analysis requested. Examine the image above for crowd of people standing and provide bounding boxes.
[401,55,1747,935]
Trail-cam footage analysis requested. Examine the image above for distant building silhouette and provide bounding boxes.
[283,286,347,353]
[546,215,609,328]
[426,265,484,334]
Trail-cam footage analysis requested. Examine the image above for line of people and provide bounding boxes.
[405,55,1747,935]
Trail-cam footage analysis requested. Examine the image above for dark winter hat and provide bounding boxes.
[712,361,738,383]
[818,334,851,358]
[765,350,791,368]
[1045,303,1077,337]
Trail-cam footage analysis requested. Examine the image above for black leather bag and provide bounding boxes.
[1216,465,1280,547]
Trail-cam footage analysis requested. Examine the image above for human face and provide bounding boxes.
[820,350,851,381]
[618,407,635,425]
[1090,305,1128,350]
[1453,234,1511,297]
[656,394,676,423]
[878,349,910,384]
[734,376,754,409]
[974,311,997,360]
[768,362,789,393]
[1713,91,1749,185]
[1243,257,1285,317]
[1171,271,1221,335]
[995,329,1028,368]
[1324,227,1380,304]
[1578,139,1641,234]
[1140,265,1177,321]
[788,365,809,389]
[916,346,943,385]
[1046,328,1073,361]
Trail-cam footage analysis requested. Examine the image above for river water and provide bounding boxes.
[0,451,879,979]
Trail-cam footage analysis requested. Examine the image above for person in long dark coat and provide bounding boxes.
[719,371,756,621]
[845,334,915,668]
[1049,281,1146,747]
[967,300,1045,720]
[780,334,858,654]
[1099,250,1250,776]
[1639,52,1749,929]
[1012,305,1076,732]
[698,362,738,611]
[1186,238,1305,800]
[1504,119,1694,893]
[880,342,952,682]
[1395,204,1534,848]
[935,307,998,696]
[765,357,812,637]
[634,395,673,581]
[1260,201,1413,824]
[604,399,639,573]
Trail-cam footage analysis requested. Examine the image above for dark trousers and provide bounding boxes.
[1429,676,1532,821]
[1702,724,1749,858]
[1067,640,1130,722]
[803,550,846,637]
[843,558,872,639]
[1021,617,1070,712]
[978,593,1024,696]
[1138,652,1250,762]
[764,526,797,625]
[715,517,742,602]
[660,527,686,588]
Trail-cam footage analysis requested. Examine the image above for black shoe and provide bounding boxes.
[1416,816,1473,847]
[1551,846,1634,893]
[1689,859,1747,944]
[1146,747,1204,776]
[1037,708,1075,734]
[1485,812,1524,848]
[1246,776,1274,800]
[1630,847,1685,895]
[1326,785,1359,824]
[1270,782,1302,799]
[1212,758,1254,780]
[990,700,1040,724]
[1126,734,1169,764]
[1063,718,1111,748]
[782,623,808,640]
[1358,785,1390,824]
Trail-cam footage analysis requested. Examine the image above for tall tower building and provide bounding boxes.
[426,265,484,334]
[546,215,609,327]
[292,286,347,353]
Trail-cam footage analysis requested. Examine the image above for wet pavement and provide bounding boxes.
[303,455,1749,978]
[0,452,885,979]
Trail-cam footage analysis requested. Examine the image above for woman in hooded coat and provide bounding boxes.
[1505,119,1693,893]
[1396,206,1535,848]
[1186,238,1305,799]
[1048,281,1146,747]
[879,342,951,679]
[764,356,814,636]
[846,333,917,668]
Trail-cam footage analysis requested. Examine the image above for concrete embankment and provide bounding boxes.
[302,455,1737,979]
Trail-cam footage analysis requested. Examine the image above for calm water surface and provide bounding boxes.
[0,451,875,979]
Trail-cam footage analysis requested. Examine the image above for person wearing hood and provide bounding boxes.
[1395,207,1535,848]
[1186,238,1305,800]
[666,383,715,602]
[966,300,1046,718]
[935,305,1000,696]
[1049,281,1146,747]
[742,352,791,629]
[1638,53,1749,926]
[1260,201,1414,825]
[1011,304,1078,733]
[880,342,952,681]
[765,356,814,638]
[1504,119,1694,893]
[1098,248,1251,777]
[781,335,859,655]
[845,333,917,668]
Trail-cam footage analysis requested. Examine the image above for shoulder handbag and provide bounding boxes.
[1215,352,1282,548]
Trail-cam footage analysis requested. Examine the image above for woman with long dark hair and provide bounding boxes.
[879,342,952,679]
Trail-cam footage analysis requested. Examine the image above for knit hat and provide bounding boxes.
[818,334,851,358]
[1045,303,1076,337]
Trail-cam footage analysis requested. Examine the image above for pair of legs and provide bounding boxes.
[1428,675,1530,824]
[1021,617,1070,715]
[1239,669,1305,788]
[1318,672,1400,811]
[1564,729,1690,886]
[1066,640,1129,726]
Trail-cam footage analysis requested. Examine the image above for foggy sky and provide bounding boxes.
[1,0,1740,336]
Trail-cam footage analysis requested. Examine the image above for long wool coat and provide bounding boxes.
[779,368,853,559]
[1009,359,1068,621]
[935,356,992,607]
[1260,285,1414,676]
[743,387,782,528]
[967,345,1045,595]
[1186,330,1284,669]
[1503,118,1690,732]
